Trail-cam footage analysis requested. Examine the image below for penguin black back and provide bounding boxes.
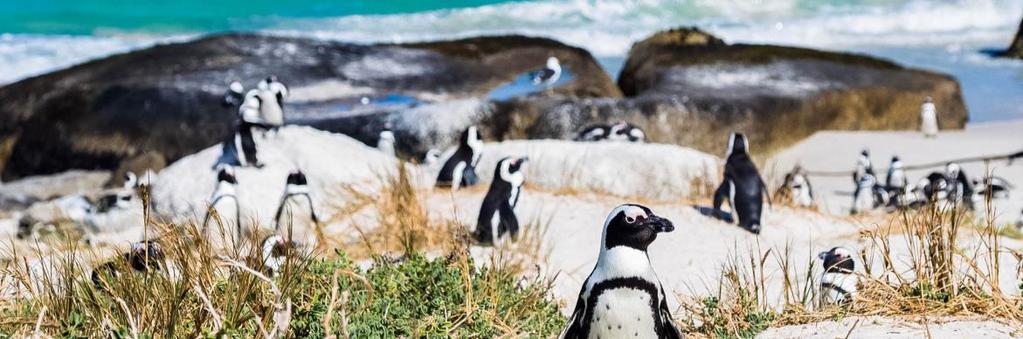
[714,133,769,233]
[475,157,527,245]
[436,126,482,188]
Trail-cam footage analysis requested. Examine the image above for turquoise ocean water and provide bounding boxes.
[1,0,1021,122]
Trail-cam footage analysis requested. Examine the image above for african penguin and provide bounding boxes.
[576,124,610,142]
[423,149,442,167]
[712,133,770,234]
[851,173,880,215]
[531,56,562,87]
[944,162,975,209]
[274,170,320,241]
[378,122,396,157]
[561,204,682,339]
[474,157,527,246]
[853,149,874,185]
[91,240,165,290]
[818,247,858,305]
[886,156,908,207]
[607,121,645,143]
[436,126,483,190]
[222,81,245,108]
[203,167,241,246]
[781,166,813,207]
[974,176,1013,199]
[260,234,296,278]
[920,96,938,138]
[93,191,134,214]
[256,76,288,127]
[123,171,138,190]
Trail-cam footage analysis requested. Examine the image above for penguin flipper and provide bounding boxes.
[658,289,684,339]
[560,288,588,339]
[474,200,498,245]
[759,176,774,209]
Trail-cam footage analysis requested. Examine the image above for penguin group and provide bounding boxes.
[841,150,1012,214]
[429,126,531,246]
[576,121,646,143]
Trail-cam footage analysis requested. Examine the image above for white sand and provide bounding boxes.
[758,316,1022,338]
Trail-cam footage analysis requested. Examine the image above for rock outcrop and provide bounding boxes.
[1003,17,1023,58]
[0,33,618,180]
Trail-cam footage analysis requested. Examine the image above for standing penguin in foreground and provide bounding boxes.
[713,133,770,234]
[920,96,938,138]
[203,167,241,246]
[436,126,483,190]
[561,204,682,339]
[274,171,321,241]
[818,247,859,304]
[475,157,527,245]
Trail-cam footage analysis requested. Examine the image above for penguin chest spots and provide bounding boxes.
[589,288,657,339]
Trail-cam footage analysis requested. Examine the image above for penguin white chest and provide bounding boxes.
[280,196,315,225]
[588,288,658,339]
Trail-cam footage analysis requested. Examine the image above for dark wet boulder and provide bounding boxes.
[613,27,968,153]
[0,33,617,179]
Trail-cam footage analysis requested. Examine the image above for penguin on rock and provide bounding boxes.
[436,126,483,190]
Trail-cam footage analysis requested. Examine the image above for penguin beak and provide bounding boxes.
[817,251,828,260]
[644,214,674,233]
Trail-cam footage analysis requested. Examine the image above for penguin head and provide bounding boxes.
[546,56,560,70]
[497,156,528,186]
[229,81,244,94]
[123,171,138,190]
[261,234,296,276]
[286,170,308,186]
[726,133,749,158]
[890,156,901,166]
[217,167,237,185]
[379,123,396,141]
[924,96,933,104]
[601,204,674,252]
[818,247,855,274]
[860,149,870,158]
[945,162,960,177]
[126,240,164,272]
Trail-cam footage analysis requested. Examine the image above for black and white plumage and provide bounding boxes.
[93,190,134,214]
[260,234,295,277]
[531,56,562,87]
[818,247,858,304]
[91,240,165,290]
[436,126,483,190]
[203,167,241,245]
[713,133,770,234]
[256,76,288,127]
[474,157,527,245]
[607,121,646,143]
[274,171,320,235]
[944,162,975,208]
[851,173,888,214]
[974,176,1012,199]
[853,149,874,185]
[781,166,814,207]
[222,81,245,108]
[561,204,682,339]
[575,124,610,142]
[576,122,645,143]
[221,120,266,168]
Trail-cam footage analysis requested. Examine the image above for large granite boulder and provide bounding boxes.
[0,33,618,180]
[609,27,968,153]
